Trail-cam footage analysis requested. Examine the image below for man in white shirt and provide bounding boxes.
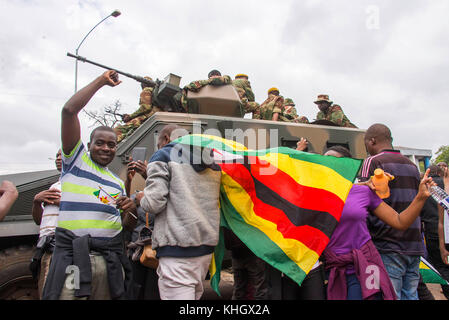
[30,149,62,299]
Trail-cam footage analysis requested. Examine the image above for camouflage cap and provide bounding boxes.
[314,94,332,104]
[284,98,295,106]
[268,87,279,94]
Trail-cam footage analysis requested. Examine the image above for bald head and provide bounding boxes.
[364,123,393,156]
[365,124,392,143]
[157,124,186,149]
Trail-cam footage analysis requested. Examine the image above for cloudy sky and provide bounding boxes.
[0,0,448,174]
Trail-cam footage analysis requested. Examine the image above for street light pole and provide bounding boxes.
[74,10,121,93]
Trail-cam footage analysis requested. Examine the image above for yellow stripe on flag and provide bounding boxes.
[190,134,248,151]
[258,152,353,202]
[209,253,217,278]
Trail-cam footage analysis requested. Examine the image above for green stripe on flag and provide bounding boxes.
[210,206,232,296]
[209,222,226,296]
[420,257,449,285]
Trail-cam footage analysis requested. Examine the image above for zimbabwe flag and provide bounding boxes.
[420,256,448,285]
[173,134,362,296]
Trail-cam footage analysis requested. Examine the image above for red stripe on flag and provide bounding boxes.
[246,156,345,221]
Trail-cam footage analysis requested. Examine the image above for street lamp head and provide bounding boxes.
[74,9,121,92]
[111,10,121,17]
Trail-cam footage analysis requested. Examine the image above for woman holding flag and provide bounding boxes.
[322,146,436,300]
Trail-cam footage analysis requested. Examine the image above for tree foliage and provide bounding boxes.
[434,145,449,164]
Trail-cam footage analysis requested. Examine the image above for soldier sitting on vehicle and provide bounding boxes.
[180,69,233,112]
[114,76,162,143]
[259,87,284,121]
[313,94,357,128]
[232,73,260,119]
[280,98,309,124]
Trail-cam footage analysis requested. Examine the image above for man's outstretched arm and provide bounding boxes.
[0,180,18,221]
[61,70,121,155]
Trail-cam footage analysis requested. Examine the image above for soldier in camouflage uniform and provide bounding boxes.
[114,77,162,143]
[232,74,260,119]
[314,94,357,128]
[280,98,309,124]
[180,70,233,112]
[258,87,284,121]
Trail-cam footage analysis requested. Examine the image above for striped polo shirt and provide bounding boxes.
[360,149,424,256]
[58,140,125,238]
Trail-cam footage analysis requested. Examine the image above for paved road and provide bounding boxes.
[201,270,234,300]
[427,283,447,300]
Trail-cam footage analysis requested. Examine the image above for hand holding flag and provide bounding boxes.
[115,196,138,220]
[96,185,137,219]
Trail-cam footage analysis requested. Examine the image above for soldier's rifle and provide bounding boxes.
[67,52,184,113]
[67,52,156,87]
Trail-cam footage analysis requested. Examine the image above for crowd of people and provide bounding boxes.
[0,69,448,301]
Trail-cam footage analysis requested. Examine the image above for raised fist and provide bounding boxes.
[102,70,122,87]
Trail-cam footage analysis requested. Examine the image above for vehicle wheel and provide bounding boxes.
[0,245,39,300]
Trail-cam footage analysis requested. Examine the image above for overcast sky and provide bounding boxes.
[0,0,448,174]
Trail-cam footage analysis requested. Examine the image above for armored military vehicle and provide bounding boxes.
[0,69,367,299]
[0,170,59,299]
[108,111,367,194]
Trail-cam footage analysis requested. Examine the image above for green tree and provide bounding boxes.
[434,145,449,164]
